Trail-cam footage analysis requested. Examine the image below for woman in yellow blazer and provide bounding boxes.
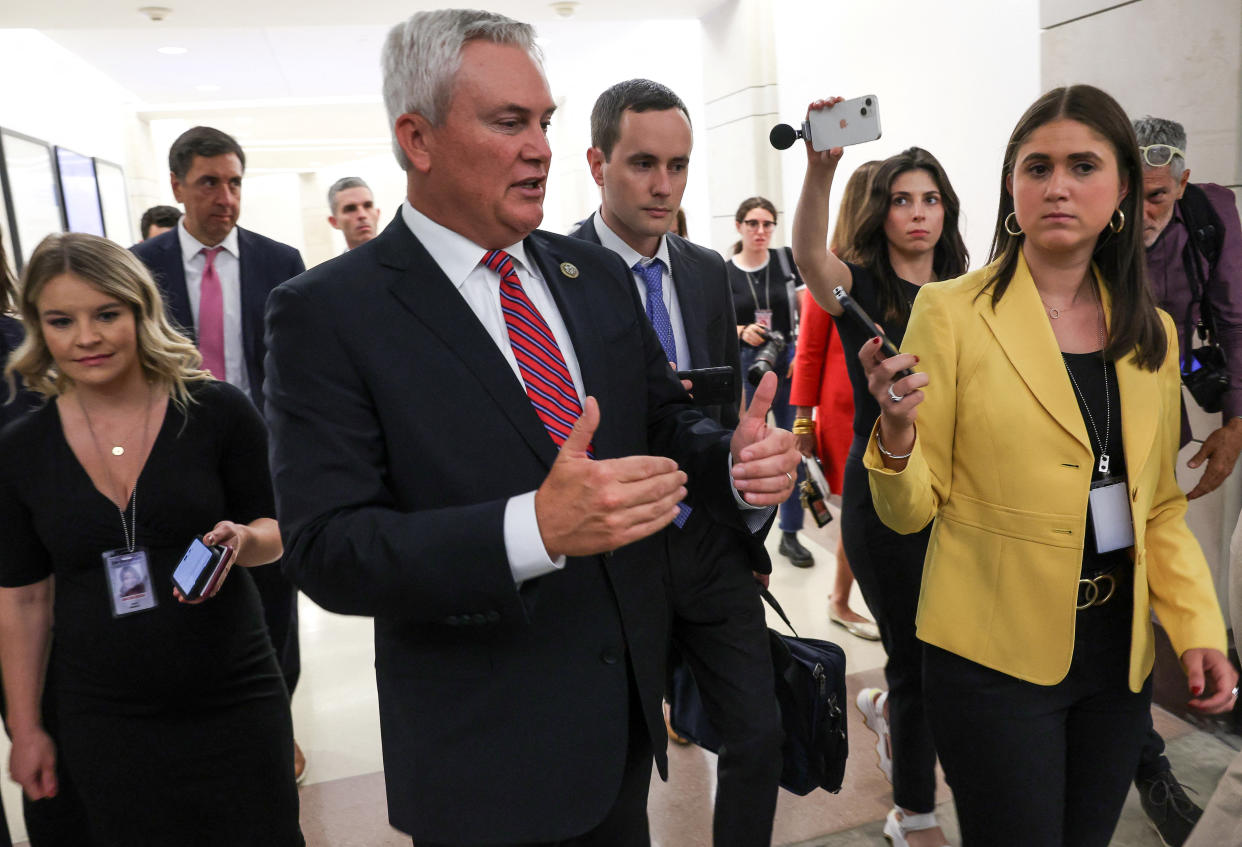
[840,85,1237,846]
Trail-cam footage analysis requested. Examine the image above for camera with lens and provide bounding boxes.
[747,327,787,386]
[1182,345,1230,413]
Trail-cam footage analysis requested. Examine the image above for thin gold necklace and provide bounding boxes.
[77,385,153,459]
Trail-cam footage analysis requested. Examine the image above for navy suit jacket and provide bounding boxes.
[263,214,745,842]
[132,226,305,409]
[570,218,774,574]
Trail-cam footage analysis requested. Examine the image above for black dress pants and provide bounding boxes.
[416,673,654,847]
[667,508,784,847]
[841,439,937,814]
[923,575,1151,847]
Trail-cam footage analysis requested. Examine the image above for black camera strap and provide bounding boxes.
[1178,184,1226,371]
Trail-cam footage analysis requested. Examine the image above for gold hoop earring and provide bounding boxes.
[1004,212,1023,237]
[1109,208,1125,234]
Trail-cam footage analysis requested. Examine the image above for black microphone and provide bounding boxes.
[769,123,805,150]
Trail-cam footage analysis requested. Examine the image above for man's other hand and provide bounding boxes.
[730,372,800,506]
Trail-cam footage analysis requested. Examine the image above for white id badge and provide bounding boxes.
[1089,479,1134,553]
[754,309,773,330]
[103,548,158,617]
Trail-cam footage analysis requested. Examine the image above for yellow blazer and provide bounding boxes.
[865,253,1226,690]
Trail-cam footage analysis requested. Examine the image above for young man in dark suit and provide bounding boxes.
[262,10,800,846]
[571,79,783,847]
[130,125,307,778]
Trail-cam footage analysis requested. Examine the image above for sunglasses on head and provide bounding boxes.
[1140,143,1185,168]
[742,219,776,231]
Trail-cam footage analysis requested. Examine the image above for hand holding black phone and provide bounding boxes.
[833,286,914,379]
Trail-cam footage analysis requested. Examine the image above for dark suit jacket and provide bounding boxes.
[263,214,746,842]
[570,218,774,574]
[132,226,305,409]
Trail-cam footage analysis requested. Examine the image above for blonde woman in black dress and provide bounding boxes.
[0,233,302,846]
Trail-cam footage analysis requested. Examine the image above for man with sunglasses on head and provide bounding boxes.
[1130,116,1242,846]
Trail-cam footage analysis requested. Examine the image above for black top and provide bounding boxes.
[1061,350,1131,572]
[0,379,280,714]
[833,262,922,438]
[0,315,41,429]
[728,247,802,340]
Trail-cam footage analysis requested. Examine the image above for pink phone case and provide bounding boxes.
[200,544,234,597]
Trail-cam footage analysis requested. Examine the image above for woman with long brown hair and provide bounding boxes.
[793,98,967,847]
[856,85,1235,845]
[790,160,882,640]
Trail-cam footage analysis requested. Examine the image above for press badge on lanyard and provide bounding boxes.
[101,487,157,617]
[1064,351,1134,553]
[754,309,773,330]
[1089,477,1134,553]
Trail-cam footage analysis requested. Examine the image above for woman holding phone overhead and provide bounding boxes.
[792,97,967,847]
[854,85,1235,846]
[0,234,302,845]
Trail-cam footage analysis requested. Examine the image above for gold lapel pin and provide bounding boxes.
[559,262,579,279]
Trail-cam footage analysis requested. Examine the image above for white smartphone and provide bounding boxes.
[804,95,882,151]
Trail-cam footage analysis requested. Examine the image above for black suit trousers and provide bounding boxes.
[667,508,783,847]
[416,673,654,847]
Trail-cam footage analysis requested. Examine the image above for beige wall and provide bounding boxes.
[701,0,786,255]
[1042,0,1242,625]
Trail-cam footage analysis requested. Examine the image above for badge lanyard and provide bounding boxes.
[79,390,159,616]
[743,260,772,328]
[1061,302,1134,553]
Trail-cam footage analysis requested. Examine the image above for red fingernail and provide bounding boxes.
[1191,685,1203,696]
[914,356,920,363]
[872,337,881,345]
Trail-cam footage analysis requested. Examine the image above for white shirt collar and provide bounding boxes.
[592,209,671,272]
[401,200,534,289]
[177,218,239,259]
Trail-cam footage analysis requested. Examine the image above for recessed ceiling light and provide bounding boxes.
[157,46,188,55]
[196,84,220,92]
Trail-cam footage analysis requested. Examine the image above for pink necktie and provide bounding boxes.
[198,247,226,380]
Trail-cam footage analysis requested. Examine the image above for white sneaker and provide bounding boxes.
[882,807,949,847]
[855,687,891,783]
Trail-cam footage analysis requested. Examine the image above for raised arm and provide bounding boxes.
[791,98,854,315]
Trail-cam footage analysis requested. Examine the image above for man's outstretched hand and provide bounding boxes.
[536,397,687,559]
[730,372,800,506]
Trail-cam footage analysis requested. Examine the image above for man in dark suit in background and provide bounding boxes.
[130,125,307,779]
[262,10,799,846]
[571,79,783,847]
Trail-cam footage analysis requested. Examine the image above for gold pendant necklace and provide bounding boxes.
[78,387,152,460]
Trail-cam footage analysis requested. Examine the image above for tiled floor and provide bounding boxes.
[1,503,1236,845]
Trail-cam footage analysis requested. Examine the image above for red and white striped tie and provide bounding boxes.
[484,250,584,450]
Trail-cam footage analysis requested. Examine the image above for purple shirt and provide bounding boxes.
[1146,182,1242,440]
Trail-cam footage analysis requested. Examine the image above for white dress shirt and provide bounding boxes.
[177,221,249,397]
[401,201,581,584]
[592,210,692,370]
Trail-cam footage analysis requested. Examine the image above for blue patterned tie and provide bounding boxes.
[633,259,690,528]
[634,259,678,367]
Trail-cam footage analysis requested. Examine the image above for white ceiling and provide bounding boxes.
[2,1,723,171]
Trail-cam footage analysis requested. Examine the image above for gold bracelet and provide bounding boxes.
[792,417,815,435]
[875,430,913,460]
